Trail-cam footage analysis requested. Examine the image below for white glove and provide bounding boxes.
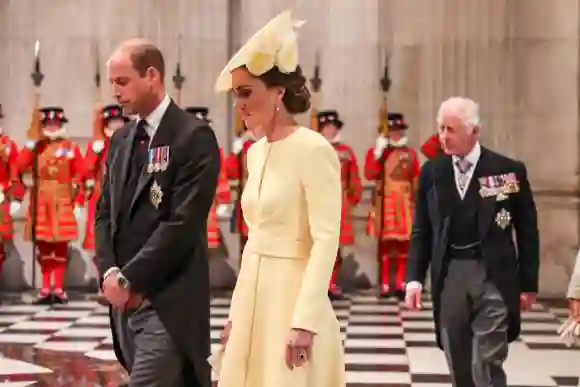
[216,204,230,217]
[92,140,105,154]
[232,138,244,155]
[74,207,84,221]
[373,136,389,160]
[9,202,20,216]
[25,140,37,150]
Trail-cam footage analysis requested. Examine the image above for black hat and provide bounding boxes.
[0,104,3,119]
[103,104,129,123]
[186,106,211,122]
[388,112,408,129]
[317,110,343,130]
[39,107,68,124]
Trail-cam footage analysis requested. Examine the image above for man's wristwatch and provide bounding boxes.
[117,272,131,289]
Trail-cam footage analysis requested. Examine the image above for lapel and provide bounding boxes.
[433,155,456,221]
[113,122,137,221]
[474,147,497,238]
[129,101,178,214]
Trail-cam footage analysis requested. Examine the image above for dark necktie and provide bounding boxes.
[125,120,150,202]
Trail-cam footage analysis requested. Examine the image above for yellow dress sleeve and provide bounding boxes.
[291,140,342,334]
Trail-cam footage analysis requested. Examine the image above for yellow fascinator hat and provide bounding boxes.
[214,10,306,92]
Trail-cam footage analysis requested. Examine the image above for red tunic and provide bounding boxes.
[333,143,362,246]
[82,139,108,250]
[420,134,444,160]
[364,146,420,241]
[0,135,24,241]
[225,138,255,236]
[207,148,231,249]
[17,139,85,243]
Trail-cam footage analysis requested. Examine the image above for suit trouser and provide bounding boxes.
[113,302,186,387]
[439,256,509,387]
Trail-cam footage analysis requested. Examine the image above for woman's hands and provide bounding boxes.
[220,321,232,348]
[285,328,314,369]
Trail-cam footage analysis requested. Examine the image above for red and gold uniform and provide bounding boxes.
[17,107,85,304]
[82,105,128,302]
[365,112,420,297]
[0,105,25,276]
[208,148,231,249]
[185,107,232,249]
[420,133,444,160]
[225,131,255,251]
[318,110,362,298]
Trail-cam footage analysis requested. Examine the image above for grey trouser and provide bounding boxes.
[439,258,509,387]
[113,302,185,387]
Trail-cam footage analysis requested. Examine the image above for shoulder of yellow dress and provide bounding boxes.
[296,127,333,150]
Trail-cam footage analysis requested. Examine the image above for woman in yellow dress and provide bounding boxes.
[212,10,346,387]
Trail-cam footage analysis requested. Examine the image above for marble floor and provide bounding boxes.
[0,292,577,386]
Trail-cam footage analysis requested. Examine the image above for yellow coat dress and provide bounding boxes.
[218,127,346,387]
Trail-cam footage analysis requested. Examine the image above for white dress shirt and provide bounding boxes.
[138,93,171,144]
[406,142,481,292]
[452,142,481,199]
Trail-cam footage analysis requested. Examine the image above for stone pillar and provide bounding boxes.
[510,0,580,296]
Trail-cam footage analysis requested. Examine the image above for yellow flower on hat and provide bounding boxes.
[214,11,306,92]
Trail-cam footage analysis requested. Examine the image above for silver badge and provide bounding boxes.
[495,208,511,230]
[150,180,163,209]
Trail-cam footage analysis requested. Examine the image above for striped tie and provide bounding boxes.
[456,158,473,192]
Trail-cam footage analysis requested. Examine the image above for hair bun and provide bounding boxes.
[258,65,312,115]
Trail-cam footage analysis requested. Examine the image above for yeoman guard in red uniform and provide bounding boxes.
[0,105,25,278]
[185,107,231,250]
[225,117,255,253]
[317,110,362,298]
[365,112,420,298]
[83,104,128,302]
[17,107,85,304]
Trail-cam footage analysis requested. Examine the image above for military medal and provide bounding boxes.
[150,180,163,209]
[495,208,511,229]
[159,145,170,171]
[147,148,155,174]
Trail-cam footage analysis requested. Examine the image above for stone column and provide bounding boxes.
[510,0,580,296]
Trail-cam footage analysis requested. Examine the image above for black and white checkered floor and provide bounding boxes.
[0,293,578,386]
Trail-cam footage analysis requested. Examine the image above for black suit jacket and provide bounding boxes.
[406,146,539,347]
[95,101,220,387]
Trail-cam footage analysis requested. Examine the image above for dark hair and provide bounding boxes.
[129,43,165,80]
[258,65,311,114]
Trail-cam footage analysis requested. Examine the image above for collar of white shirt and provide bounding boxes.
[138,94,171,139]
[452,141,481,168]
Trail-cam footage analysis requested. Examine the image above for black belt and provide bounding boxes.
[448,241,481,260]
[450,241,481,250]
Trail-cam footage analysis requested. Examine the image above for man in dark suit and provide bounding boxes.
[405,97,539,387]
[96,39,220,387]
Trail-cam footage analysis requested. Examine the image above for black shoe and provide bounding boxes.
[33,294,52,305]
[394,289,406,301]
